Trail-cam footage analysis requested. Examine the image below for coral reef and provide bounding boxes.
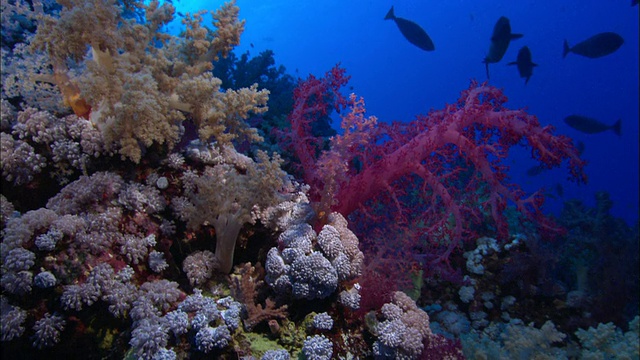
[0,0,637,359]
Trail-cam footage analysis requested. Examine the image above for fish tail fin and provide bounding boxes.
[611,119,622,136]
[483,60,490,79]
[506,61,517,66]
[511,33,524,40]
[525,76,530,85]
[563,40,571,58]
[384,6,395,20]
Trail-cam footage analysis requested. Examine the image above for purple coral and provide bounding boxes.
[46,171,124,215]
[1,270,33,295]
[140,280,182,312]
[183,250,216,287]
[261,349,291,360]
[31,313,66,349]
[302,335,333,360]
[217,296,242,331]
[290,251,338,300]
[148,250,169,273]
[117,182,165,214]
[373,291,433,359]
[130,297,162,324]
[163,310,189,337]
[103,281,138,318]
[60,283,99,311]
[338,283,361,310]
[1,299,27,341]
[152,348,177,360]
[129,318,169,360]
[119,234,156,265]
[0,133,46,185]
[265,213,363,301]
[33,271,57,288]
[195,325,231,353]
[313,312,334,331]
[3,247,35,271]
[34,229,63,251]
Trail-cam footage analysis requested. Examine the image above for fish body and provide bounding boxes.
[526,164,547,177]
[483,16,523,78]
[385,6,435,51]
[564,115,621,135]
[563,32,624,58]
[507,46,537,84]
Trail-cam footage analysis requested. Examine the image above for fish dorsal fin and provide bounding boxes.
[384,6,395,20]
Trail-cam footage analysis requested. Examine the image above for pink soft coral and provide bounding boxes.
[285,65,586,271]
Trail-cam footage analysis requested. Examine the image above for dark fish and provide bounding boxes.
[563,32,624,59]
[564,115,621,135]
[526,164,547,177]
[483,16,523,78]
[384,6,435,51]
[555,183,564,197]
[507,46,537,84]
[633,0,638,6]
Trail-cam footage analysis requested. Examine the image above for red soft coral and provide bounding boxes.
[285,66,586,273]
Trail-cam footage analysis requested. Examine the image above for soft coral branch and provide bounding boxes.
[286,68,587,267]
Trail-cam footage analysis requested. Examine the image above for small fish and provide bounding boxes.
[384,6,435,51]
[555,183,564,197]
[563,32,624,59]
[564,115,621,135]
[507,46,537,84]
[526,164,547,177]
[483,16,523,78]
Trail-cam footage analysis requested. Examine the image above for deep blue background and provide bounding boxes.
[169,0,639,225]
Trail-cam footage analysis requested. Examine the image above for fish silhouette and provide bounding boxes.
[483,16,523,78]
[563,32,624,59]
[526,164,547,177]
[507,46,537,84]
[564,115,621,135]
[384,6,435,51]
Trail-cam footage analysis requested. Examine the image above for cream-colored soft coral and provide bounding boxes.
[28,0,264,163]
[184,147,285,273]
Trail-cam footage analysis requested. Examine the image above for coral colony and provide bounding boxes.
[0,1,638,360]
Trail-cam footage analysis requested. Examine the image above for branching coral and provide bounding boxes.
[230,262,288,331]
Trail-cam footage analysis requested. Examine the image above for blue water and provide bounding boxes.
[172,0,639,225]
